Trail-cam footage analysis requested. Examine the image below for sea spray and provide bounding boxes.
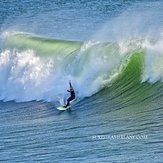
[142,40,163,83]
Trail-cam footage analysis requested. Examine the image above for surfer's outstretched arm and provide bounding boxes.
[69,80,72,86]
[67,80,73,92]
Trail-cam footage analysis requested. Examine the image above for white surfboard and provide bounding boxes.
[57,100,77,111]
[57,105,71,111]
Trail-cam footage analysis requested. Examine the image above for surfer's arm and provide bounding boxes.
[69,80,74,91]
[69,80,72,87]
[65,80,74,92]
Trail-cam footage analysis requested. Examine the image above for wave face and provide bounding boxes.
[0,32,163,102]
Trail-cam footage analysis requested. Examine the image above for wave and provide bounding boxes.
[0,32,163,103]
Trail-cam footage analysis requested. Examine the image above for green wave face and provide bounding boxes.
[1,32,163,102]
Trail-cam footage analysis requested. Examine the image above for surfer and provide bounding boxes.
[65,80,75,108]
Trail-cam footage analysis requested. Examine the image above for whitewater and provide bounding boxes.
[1,0,163,163]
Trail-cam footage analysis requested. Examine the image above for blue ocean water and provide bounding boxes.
[1,0,163,162]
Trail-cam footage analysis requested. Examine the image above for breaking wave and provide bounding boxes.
[0,32,163,103]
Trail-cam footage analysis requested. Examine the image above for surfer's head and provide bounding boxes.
[70,88,73,91]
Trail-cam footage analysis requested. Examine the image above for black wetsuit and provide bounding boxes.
[65,82,75,107]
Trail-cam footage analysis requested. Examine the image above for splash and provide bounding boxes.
[142,40,163,83]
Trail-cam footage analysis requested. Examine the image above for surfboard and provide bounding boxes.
[57,105,71,111]
[57,100,77,111]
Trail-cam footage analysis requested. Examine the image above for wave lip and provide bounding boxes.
[3,31,83,57]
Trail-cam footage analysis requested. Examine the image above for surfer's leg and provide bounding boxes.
[65,97,71,107]
[65,96,75,107]
[65,101,70,107]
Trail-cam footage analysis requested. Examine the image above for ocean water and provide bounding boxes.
[1,0,163,162]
